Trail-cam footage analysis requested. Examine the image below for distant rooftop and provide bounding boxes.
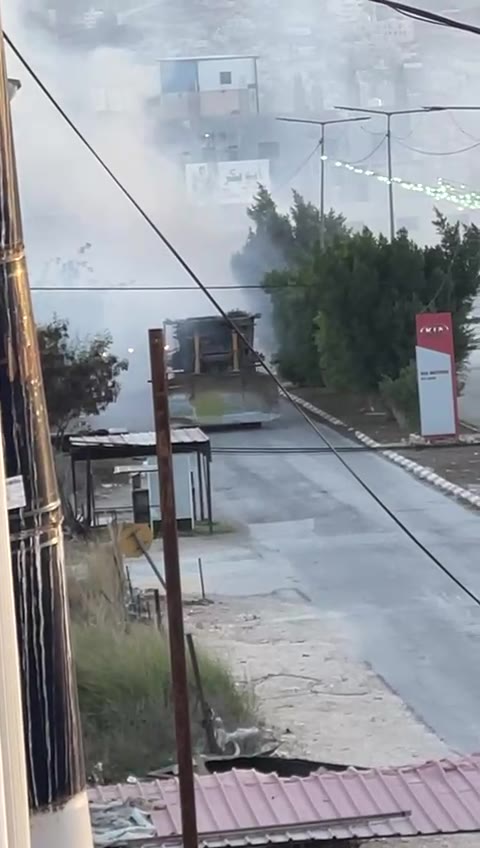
[158,54,259,63]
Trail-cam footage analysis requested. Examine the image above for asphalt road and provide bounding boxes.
[209,401,480,753]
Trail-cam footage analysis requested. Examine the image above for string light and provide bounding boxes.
[328,156,480,212]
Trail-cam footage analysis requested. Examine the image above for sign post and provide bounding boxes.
[415,312,459,438]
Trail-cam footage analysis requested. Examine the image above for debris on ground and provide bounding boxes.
[90,800,157,845]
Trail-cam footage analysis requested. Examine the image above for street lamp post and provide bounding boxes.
[335,104,480,241]
[276,115,371,250]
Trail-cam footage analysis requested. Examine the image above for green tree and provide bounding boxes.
[252,199,480,421]
[232,186,348,382]
[38,316,128,440]
[313,214,480,393]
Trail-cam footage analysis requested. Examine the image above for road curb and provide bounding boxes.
[290,392,480,511]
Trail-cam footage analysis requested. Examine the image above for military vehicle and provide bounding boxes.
[164,311,279,428]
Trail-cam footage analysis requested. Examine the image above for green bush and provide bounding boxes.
[73,619,255,782]
[379,363,420,431]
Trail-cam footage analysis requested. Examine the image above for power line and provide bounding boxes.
[31,283,315,291]
[8,34,480,609]
[275,134,387,192]
[449,112,480,144]
[276,139,322,190]
[394,137,480,156]
[344,134,387,164]
[369,0,480,36]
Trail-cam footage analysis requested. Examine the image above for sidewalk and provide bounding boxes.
[188,593,477,848]
[295,388,480,500]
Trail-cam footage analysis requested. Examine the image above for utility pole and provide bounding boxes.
[335,104,480,241]
[386,113,394,243]
[319,132,326,251]
[0,7,92,847]
[149,328,198,848]
[0,415,30,848]
[277,115,371,250]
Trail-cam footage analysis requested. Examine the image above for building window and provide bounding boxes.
[220,71,232,86]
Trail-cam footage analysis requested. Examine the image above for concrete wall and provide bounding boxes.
[146,455,193,524]
[197,57,256,92]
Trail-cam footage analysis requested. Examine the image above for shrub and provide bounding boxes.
[379,363,420,431]
[73,618,254,781]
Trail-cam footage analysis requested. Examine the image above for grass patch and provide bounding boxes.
[73,619,254,781]
[67,537,255,781]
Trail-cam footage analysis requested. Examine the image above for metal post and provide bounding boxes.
[320,129,326,251]
[148,328,198,848]
[0,418,31,848]
[86,457,93,526]
[153,588,162,630]
[205,455,213,535]
[232,329,239,371]
[197,452,205,521]
[71,454,78,517]
[194,331,201,375]
[387,113,395,241]
[0,7,92,846]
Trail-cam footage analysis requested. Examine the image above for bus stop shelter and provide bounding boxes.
[68,428,212,531]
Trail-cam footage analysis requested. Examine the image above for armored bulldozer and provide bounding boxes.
[164,311,279,428]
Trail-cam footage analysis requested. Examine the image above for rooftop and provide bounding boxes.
[69,427,210,461]
[158,54,259,63]
[89,755,480,846]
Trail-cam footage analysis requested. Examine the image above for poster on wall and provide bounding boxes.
[415,312,459,438]
[217,159,270,205]
[185,160,270,205]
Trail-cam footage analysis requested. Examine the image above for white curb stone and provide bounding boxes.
[290,392,480,512]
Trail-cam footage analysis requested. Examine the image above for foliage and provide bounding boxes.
[245,195,480,421]
[73,618,254,780]
[66,539,256,781]
[38,316,128,438]
[379,364,420,431]
[232,186,349,383]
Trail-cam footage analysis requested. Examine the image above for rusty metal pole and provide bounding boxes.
[149,328,198,848]
[0,8,92,845]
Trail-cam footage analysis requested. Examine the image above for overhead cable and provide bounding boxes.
[368,0,480,36]
[7,32,480,608]
[394,137,480,156]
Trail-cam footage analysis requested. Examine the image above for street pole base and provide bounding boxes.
[30,791,93,848]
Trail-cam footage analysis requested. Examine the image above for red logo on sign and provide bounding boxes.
[419,325,449,334]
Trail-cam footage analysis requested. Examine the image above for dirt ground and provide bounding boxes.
[187,593,478,848]
[295,388,480,496]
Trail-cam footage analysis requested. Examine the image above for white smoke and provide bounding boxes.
[4,1,255,427]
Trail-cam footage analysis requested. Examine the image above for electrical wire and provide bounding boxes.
[369,0,480,36]
[31,283,320,291]
[449,112,480,144]
[8,34,480,609]
[275,139,322,191]
[342,134,387,164]
[394,137,480,156]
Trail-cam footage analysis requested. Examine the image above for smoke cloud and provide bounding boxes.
[3,1,480,427]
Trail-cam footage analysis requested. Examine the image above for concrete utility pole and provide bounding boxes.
[149,328,198,848]
[0,414,31,848]
[276,115,371,250]
[0,7,92,846]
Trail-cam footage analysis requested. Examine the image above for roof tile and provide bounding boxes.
[89,755,480,845]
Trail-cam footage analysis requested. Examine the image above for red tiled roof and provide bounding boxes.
[89,754,480,845]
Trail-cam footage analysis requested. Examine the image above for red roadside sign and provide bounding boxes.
[415,312,459,438]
